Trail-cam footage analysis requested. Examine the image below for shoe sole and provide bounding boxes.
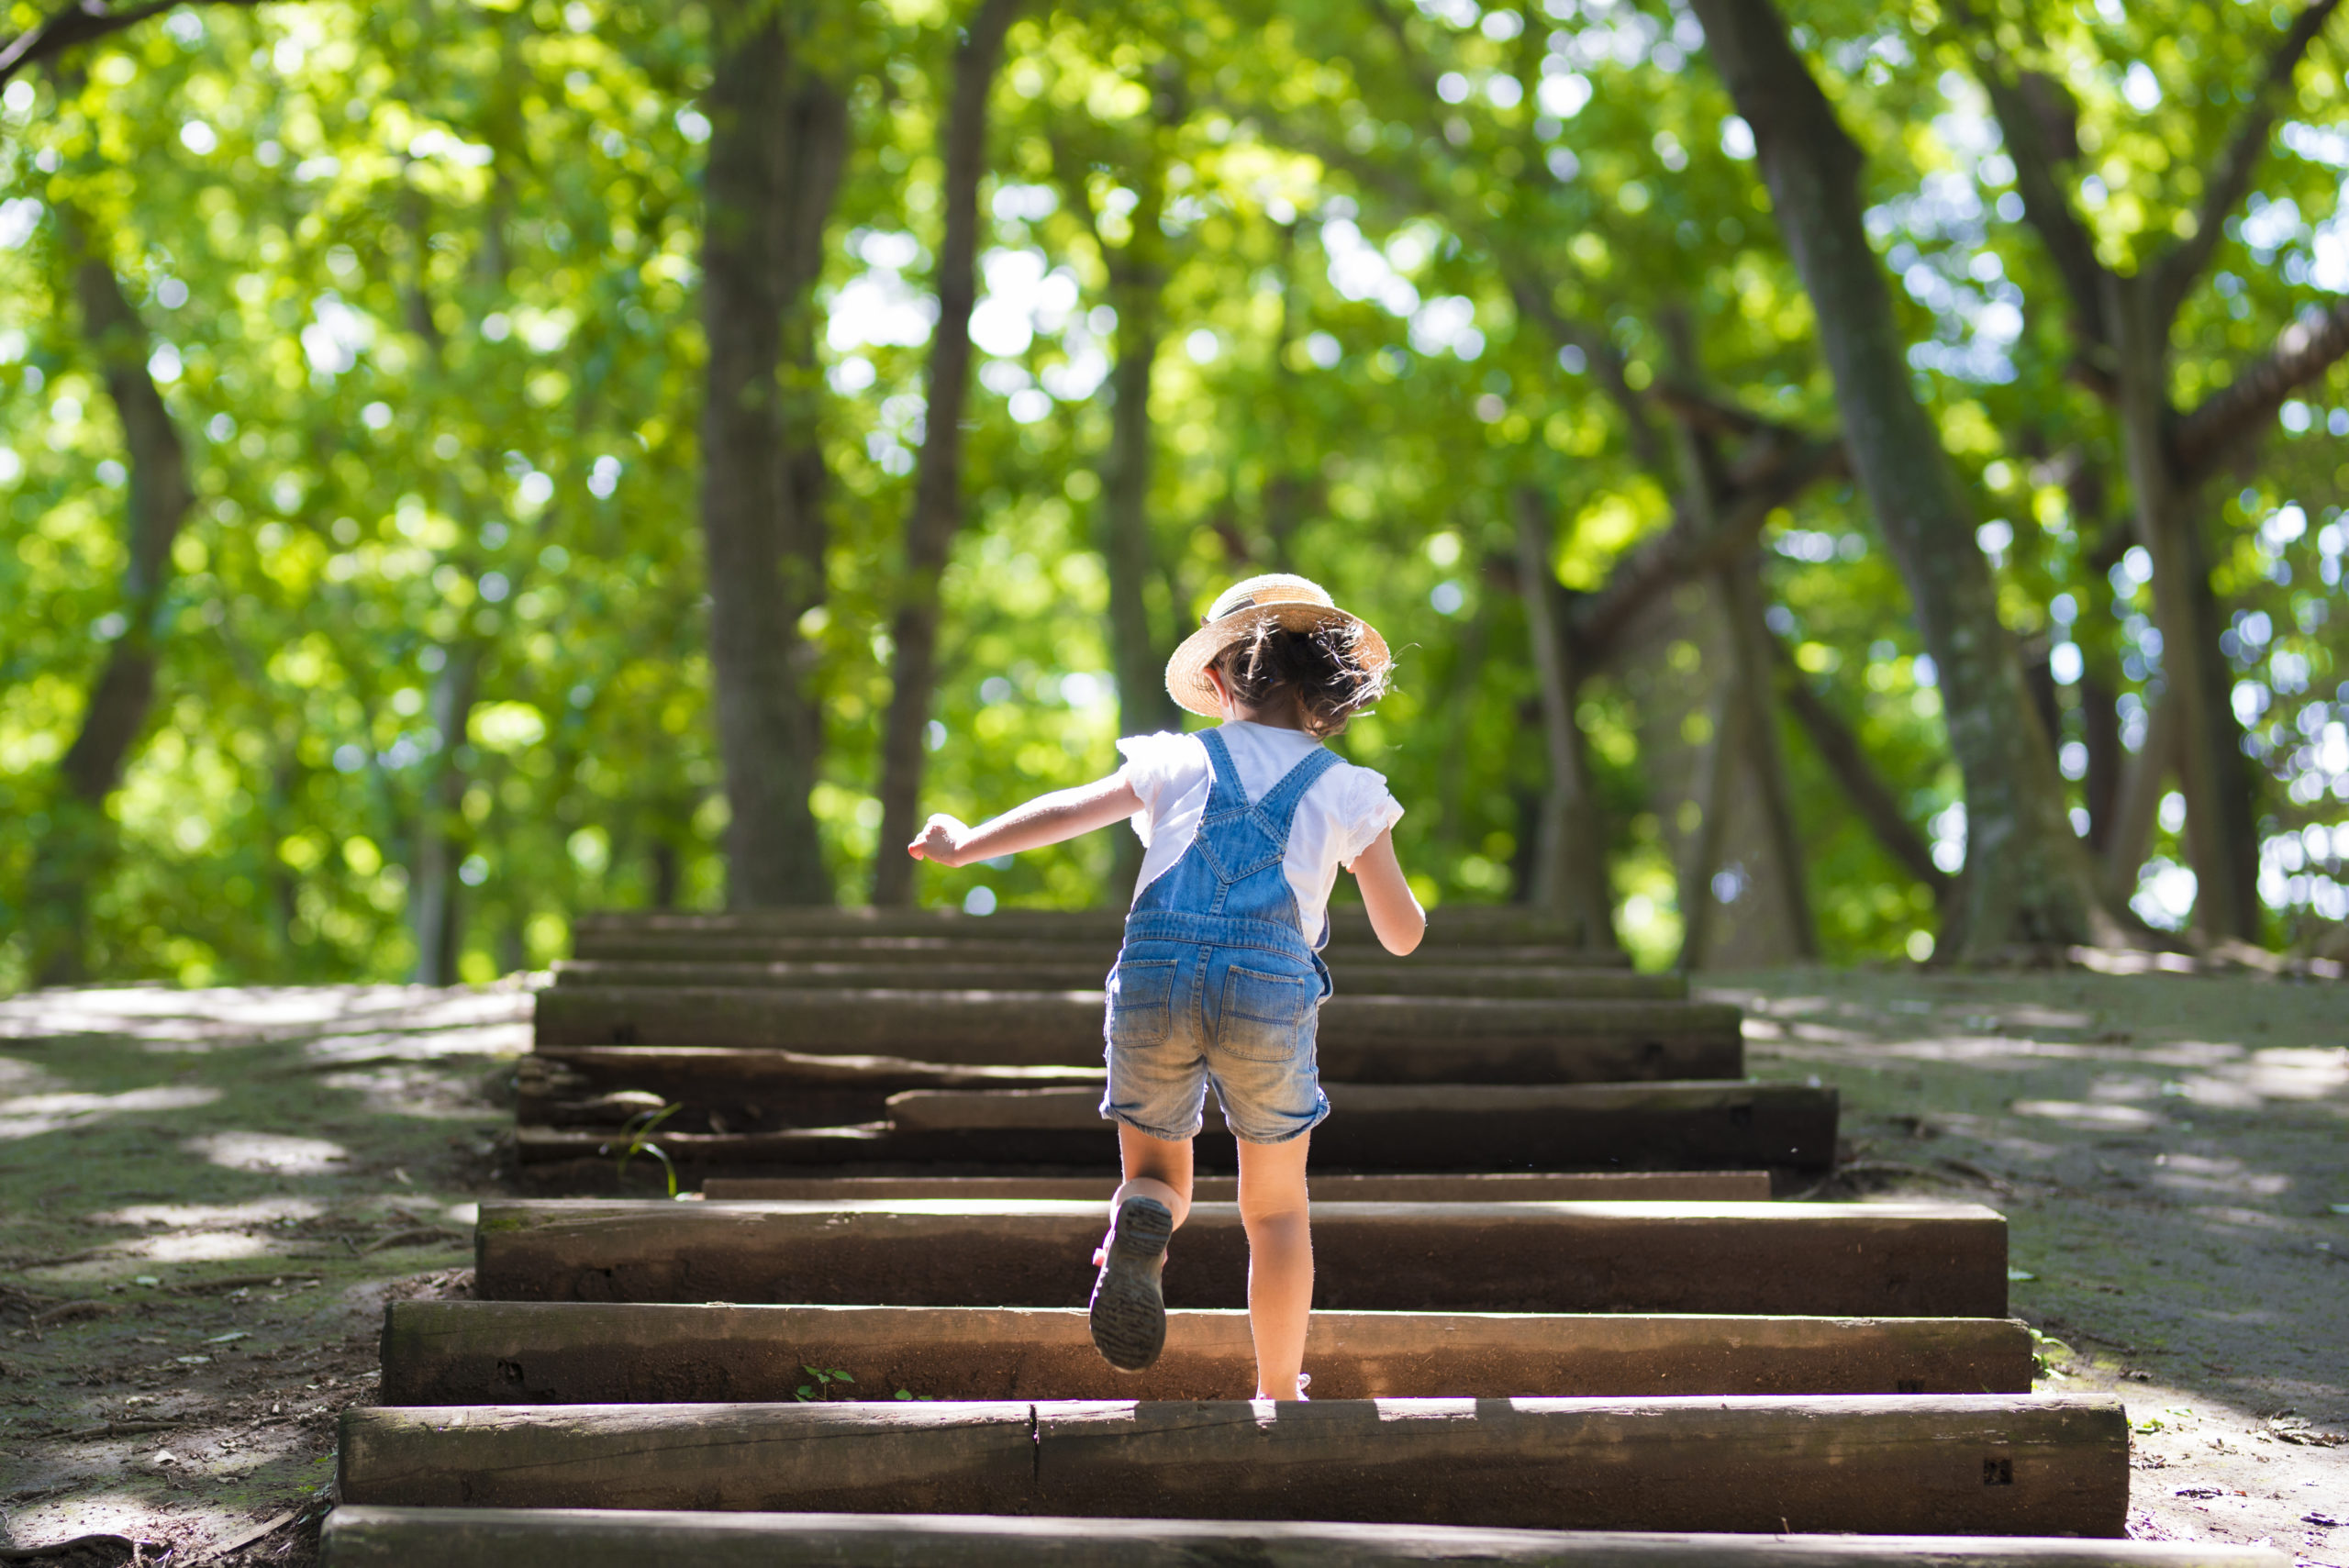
[1088,1195,1174,1373]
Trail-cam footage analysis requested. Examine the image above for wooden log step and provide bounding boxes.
[320,1508,2287,1568]
[379,1301,2033,1405]
[550,957,1687,1000]
[518,1048,1102,1131]
[513,1078,1838,1173]
[513,1078,1836,1173]
[572,905,1630,951]
[335,1394,2127,1536]
[697,1171,1776,1202]
[572,933,1638,971]
[473,1198,2003,1316]
[532,987,1745,1083]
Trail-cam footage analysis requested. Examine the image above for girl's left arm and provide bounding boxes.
[907,773,1143,867]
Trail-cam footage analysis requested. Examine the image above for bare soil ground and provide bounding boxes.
[0,968,2342,1564]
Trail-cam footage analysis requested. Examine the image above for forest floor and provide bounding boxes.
[0,966,2343,1564]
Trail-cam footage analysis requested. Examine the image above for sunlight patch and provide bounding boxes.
[92,1196,327,1229]
[184,1131,349,1173]
[2009,1100,2161,1130]
[0,1084,223,1140]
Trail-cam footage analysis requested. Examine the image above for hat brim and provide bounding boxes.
[1163,602,1392,719]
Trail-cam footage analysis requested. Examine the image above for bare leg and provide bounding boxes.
[1236,1132,1312,1400]
[1113,1122,1193,1230]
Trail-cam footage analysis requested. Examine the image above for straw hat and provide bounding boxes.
[1163,573,1391,718]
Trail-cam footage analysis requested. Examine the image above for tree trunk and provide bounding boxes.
[1673,675,1742,971]
[26,206,195,984]
[2105,274,2261,940]
[871,0,1023,906]
[2102,693,2178,910]
[699,0,845,909]
[410,646,481,985]
[1720,554,1817,957]
[1687,0,2095,956]
[1512,488,1619,951]
[1102,279,1174,745]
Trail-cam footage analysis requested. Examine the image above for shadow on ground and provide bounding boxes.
[1,982,533,1563]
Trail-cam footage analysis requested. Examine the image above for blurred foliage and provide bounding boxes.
[1,0,2343,988]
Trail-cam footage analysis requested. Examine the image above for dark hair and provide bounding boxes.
[1209,619,1389,739]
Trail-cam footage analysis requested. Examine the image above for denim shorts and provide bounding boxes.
[1098,936,1332,1145]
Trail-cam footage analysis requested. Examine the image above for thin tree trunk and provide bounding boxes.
[1513,487,1619,950]
[1772,642,1954,905]
[26,205,195,984]
[871,0,1022,906]
[1687,0,2095,955]
[1674,676,1742,971]
[2105,274,2259,940]
[410,646,481,985]
[1720,554,1817,957]
[699,0,845,908]
[2078,669,2123,856]
[2102,694,2178,910]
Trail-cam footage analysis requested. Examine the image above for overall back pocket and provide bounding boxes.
[1215,962,1316,1062]
[1107,958,1177,1048]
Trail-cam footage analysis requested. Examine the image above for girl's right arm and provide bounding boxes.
[907,773,1143,867]
[1347,828,1425,955]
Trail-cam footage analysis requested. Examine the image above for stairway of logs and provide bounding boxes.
[316,908,2274,1565]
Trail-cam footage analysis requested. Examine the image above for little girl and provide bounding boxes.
[907,574,1424,1401]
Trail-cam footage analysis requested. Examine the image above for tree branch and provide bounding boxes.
[1506,269,1664,470]
[0,0,271,87]
[1771,639,1954,900]
[1975,66,2111,346]
[2170,297,2349,483]
[2153,0,2345,325]
[1569,433,1846,662]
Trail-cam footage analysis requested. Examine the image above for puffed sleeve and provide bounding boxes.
[1115,731,1191,845]
[1335,765,1405,868]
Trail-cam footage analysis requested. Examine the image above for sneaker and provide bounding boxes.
[1087,1194,1174,1372]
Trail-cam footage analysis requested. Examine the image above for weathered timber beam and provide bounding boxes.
[571,906,1609,945]
[472,1195,1998,1316]
[379,1300,2033,1405]
[548,958,1686,1001]
[530,988,1745,1081]
[513,1078,1835,1173]
[568,933,1632,970]
[696,1172,1775,1202]
[319,1507,2287,1568]
[336,1395,2128,1535]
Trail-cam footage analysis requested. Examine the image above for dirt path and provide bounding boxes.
[1708,966,2349,1563]
[1,969,2343,1563]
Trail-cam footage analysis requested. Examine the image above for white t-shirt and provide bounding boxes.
[1116,721,1404,940]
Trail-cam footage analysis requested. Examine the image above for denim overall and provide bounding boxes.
[1099,728,1340,1145]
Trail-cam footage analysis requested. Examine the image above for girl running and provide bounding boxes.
[907,573,1424,1400]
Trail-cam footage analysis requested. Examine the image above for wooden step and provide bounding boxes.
[550,957,1687,1000]
[379,1301,2033,1405]
[573,934,1639,970]
[472,1198,2003,1316]
[514,1079,1838,1173]
[572,905,1631,953]
[532,988,1745,1081]
[518,1047,1103,1132]
[335,1394,2126,1535]
[697,1172,1775,1202]
[320,1508,2285,1568]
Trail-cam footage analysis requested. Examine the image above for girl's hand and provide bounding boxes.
[907,814,972,866]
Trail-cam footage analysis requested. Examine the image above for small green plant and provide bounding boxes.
[894,1388,937,1401]
[796,1365,854,1401]
[597,1104,683,1197]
